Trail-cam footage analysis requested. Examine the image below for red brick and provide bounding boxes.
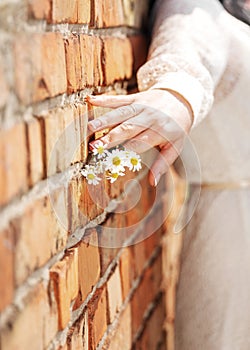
[137,296,166,350]
[0,56,9,108]
[76,102,89,163]
[28,0,91,24]
[52,0,78,23]
[131,253,162,337]
[79,35,103,87]
[107,264,123,323]
[13,191,68,286]
[88,287,107,349]
[0,282,57,350]
[108,305,132,350]
[69,176,105,230]
[0,227,14,312]
[91,0,124,28]
[50,248,79,330]
[14,33,67,104]
[67,312,88,350]
[77,229,100,303]
[102,37,133,85]
[64,34,82,93]
[119,247,134,300]
[28,0,51,20]
[26,118,44,186]
[132,239,146,278]
[43,105,86,176]
[98,214,127,275]
[78,0,91,23]
[79,35,94,87]
[79,35,104,87]
[0,123,28,207]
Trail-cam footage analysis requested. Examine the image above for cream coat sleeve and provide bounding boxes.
[137,0,230,127]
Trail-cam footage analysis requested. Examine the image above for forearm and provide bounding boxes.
[137,0,230,126]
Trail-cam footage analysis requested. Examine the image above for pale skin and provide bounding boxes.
[87,89,193,187]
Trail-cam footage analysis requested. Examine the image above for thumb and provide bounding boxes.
[86,94,135,108]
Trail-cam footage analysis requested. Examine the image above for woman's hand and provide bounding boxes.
[87,89,193,186]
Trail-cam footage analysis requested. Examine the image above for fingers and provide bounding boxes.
[149,139,183,187]
[124,129,167,154]
[86,94,135,108]
[95,122,146,148]
[88,104,143,132]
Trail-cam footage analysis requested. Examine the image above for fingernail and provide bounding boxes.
[89,119,102,130]
[154,173,161,187]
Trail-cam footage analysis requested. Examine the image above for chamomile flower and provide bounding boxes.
[104,149,127,173]
[125,150,142,172]
[91,141,108,159]
[81,165,101,185]
[106,171,125,183]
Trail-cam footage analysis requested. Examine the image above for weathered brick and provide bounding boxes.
[13,190,68,286]
[28,0,91,23]
[79,35,94,87]
[50,248,79,330]
[119,247,134,300]
[77,229,100,303]
[132,239,146,278]
[26,118,44,186]
[51,0,78,23]
[0,123,28,207]
[28,0,51,20]
[136,296,166,350]
[108,305,132,350]
[77,0,91,23]
[69,176,105,231]
[42,104,87,176]
[88,287,107,349]
[64,34,82,93]
[131,253,162,337]
[98,214,127,275]
[107,264,123,323]
[14,33,67,104]
[79,35,103,87]
[67,312,88,350]
[0,226,14,312]
[73,103,89,164]
[102,37,133,85]
[0,282,57,350]
[91,0,124,28]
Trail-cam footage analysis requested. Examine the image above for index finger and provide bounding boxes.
[88,104,143,132]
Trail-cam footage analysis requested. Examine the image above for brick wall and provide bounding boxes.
[0,1,183,349]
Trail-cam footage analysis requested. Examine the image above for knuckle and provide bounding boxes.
[118,106,129,118]
[119,122,133,135]
[128,104,138,115]
[117,104,140,119]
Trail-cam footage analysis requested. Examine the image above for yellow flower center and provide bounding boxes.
[130,158,138,166]
[112,156,121,166]
[87,173,95,180]
[97,146,104,154]
[111,173,119,179]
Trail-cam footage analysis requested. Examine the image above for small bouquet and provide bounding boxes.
[81,141,142,185]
